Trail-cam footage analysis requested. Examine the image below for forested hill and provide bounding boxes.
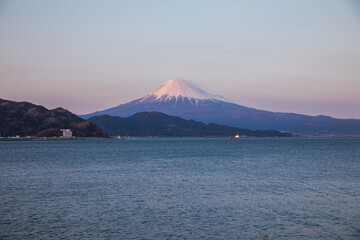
[0,98,107,138]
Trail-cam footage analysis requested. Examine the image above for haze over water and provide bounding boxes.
[1,138,359,239]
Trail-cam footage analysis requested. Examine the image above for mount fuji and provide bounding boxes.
[81,78,360,135]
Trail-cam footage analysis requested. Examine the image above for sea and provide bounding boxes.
[0,138,359,240]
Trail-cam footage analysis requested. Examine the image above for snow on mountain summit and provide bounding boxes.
[146,78,227,102]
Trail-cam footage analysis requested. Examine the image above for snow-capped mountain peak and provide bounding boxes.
[145,78,227,102]
[80,78,360,135]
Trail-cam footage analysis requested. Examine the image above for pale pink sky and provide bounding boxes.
[0,0,359,118]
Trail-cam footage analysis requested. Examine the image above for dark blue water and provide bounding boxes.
[0,138,359,239]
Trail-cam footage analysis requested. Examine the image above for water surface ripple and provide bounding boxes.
[0,138,359,239]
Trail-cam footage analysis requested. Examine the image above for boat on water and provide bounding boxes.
[229,134,240,139]
[117,135,125,140]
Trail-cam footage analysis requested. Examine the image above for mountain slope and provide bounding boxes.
[88,112,292,137]
[81,78,360,135]
[0,98,108,137]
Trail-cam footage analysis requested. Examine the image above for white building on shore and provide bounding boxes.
[60,129,72,138]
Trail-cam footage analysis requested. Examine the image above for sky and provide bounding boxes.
[0,0,359,118]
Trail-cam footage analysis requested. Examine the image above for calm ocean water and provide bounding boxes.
[0,138,359,239]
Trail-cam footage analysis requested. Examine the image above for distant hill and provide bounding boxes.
[88,112,293,137]
[0,98,107,137]
[82,79,360,135]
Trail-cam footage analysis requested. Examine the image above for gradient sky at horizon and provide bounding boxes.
[1,0,359,118]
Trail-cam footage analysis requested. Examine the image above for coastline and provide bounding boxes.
[1,135,359,141]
